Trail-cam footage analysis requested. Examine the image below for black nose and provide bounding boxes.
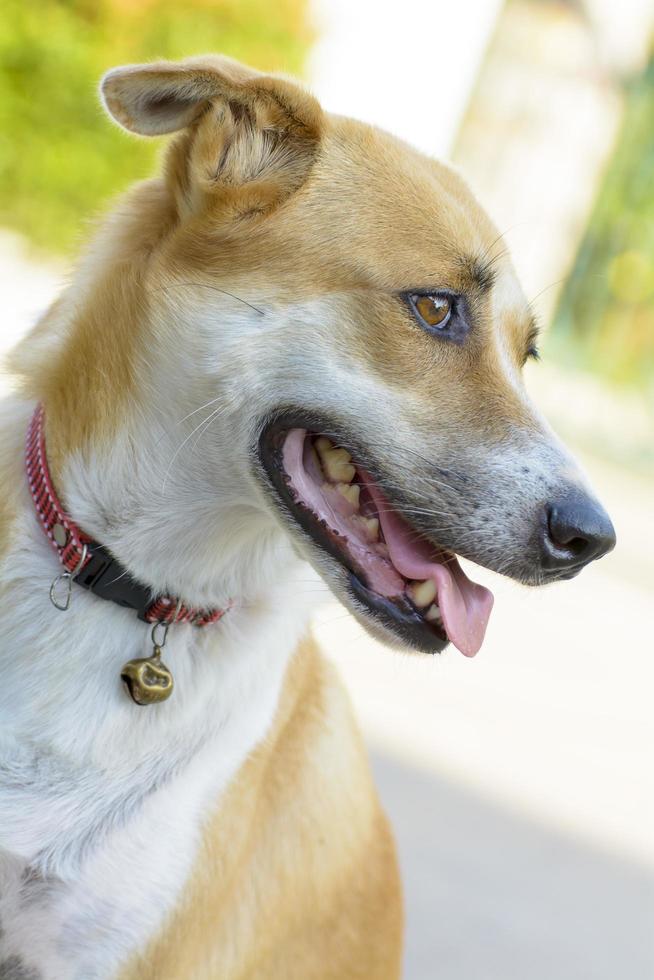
[542,490,616,573]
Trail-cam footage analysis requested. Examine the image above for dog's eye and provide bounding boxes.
[403,290,470,345]
[410,294,452,331]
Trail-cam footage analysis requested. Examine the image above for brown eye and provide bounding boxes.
[412,294,452,329]
[404,290,469,345]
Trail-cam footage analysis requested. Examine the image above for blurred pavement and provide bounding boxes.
[372,751,653,980]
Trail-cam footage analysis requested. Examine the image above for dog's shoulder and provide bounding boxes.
[119,635,403,980]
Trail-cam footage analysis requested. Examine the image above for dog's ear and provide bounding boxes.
[101,56,322,217]
[100,56,269,136]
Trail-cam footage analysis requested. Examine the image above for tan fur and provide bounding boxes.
[8,182,176,477]
[118,638,402,980]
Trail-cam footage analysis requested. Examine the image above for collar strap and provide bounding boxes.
[26,404,226,628]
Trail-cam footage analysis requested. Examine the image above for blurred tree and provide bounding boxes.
[0,0,312,254]
[551,49,654,395]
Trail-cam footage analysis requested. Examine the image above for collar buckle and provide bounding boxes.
[73,543,154,621]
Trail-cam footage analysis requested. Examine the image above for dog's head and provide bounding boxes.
[99,55,615,656]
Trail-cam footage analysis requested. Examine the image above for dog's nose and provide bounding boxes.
[542,490,616,572]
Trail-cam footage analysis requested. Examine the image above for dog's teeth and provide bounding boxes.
[425,603,442,623]
[315,436,333,453]
[336,482,360,508]
[315,438,355,484]
[408,579,437,608]
[361,516,379,541]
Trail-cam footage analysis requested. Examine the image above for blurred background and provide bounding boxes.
[1,1,652,977]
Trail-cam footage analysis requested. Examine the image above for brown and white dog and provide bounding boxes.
[0,56,615,979]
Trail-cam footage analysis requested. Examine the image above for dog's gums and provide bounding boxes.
[262,427,494,658]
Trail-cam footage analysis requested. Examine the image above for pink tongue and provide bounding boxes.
[363,478,494,657]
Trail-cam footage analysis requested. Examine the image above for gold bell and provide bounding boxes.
[121,645,174,705]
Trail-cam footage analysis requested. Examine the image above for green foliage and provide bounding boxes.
[0,0,312,254]
[551,52,654,396]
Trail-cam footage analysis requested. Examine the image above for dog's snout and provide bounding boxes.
[541,490,616,573]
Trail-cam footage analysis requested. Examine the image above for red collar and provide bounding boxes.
[25,404,226,629]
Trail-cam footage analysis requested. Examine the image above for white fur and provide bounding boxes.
[0,361,326,978]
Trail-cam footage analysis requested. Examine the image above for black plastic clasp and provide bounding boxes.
[74,543,153,622]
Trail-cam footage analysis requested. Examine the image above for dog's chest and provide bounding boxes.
[0,756,219,980]
[0,737,249,980]
[0,589,309,980]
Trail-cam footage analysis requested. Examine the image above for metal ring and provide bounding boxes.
[151,620,169,649]
[150,600,181,649]
[49,572,73,612]
[49,544,88,612]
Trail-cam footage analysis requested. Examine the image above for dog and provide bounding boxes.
[0,55,615,979]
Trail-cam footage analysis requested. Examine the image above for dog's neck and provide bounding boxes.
[0,189,322,975]
[0,393,317,977]
[16,179,287,609]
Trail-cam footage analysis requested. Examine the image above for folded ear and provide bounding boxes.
[101,56,265,136]
[100,55,322,217]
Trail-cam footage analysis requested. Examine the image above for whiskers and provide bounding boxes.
[160,280,265,316]
[161,402,230,493]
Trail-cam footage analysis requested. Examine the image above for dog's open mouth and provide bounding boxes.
[259,423,494,657]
